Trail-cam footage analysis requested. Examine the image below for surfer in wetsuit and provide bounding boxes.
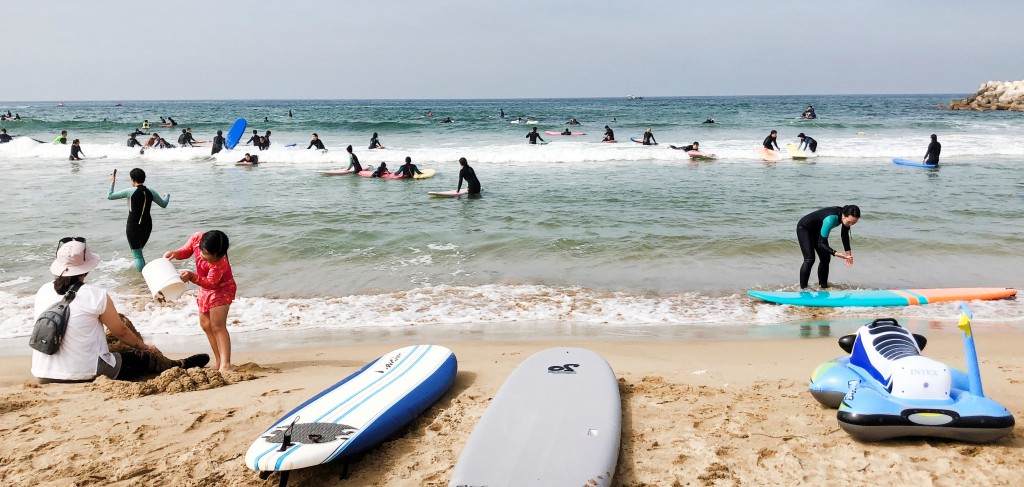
[141,120,151,131]
[53,130,68,144]
[245,129,260,146]
[562,128,572,135]
[371,162,390,178]
[0,128,12,143]
[457,157,481,195]
[763,130,780,151]
[237,153,259,165]
[802,105,817,119]
[797,133,817,153]
[260,130,271,150]
[167,117,177,127]
[183,128,201,146]
[307,133,326,150]
[345,145,362,172]
[393,157,423,178]
[69,139,85,160]
[603,125,615,142]
[108,168,171,271]
[368,132,383,149]
[796,205,859,289]
[924,134,941,166]
[670,141,700,151]
[177,129,192,147]
[642,128,656,145]
[526,127,544,145]
[211,130,225,155]
[703,118,716,124]
[127,133,142,148]
[499,109,505,119]
[566,117,580,125]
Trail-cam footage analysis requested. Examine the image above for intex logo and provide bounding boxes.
[910,369,939,376]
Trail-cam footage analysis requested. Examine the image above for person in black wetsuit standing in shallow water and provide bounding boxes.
[211,130,225,155]
[642,128,656,145]
[457,157,481,195]
[924,134,941,166]
[763,130,780,151]
[308,133,326,150]
[526,127,544,145]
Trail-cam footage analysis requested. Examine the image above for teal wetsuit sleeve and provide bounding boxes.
[817,215,840,255]
[107,186,133,200]
[149,188,170,208]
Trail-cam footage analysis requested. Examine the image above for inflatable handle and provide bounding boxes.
[958,303,985,397]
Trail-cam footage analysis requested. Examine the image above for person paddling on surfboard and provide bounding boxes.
[393,156,423,178]
[670,141,700,151]
[457,157,481,195]
[763,130,780,151]
[345,145,362,172]
[797,133,817,153]
[237,153,259,165]
[307,133,326,150]
[924,134,941,166]
[796,205,860,289]
[526,127,544,145]
[371,162,390,178]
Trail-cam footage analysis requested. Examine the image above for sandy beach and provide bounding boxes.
[0,333,1020,486]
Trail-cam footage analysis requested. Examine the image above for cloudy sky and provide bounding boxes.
[4,0,1022,100]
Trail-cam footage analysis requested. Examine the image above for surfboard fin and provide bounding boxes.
[279,416,299,452]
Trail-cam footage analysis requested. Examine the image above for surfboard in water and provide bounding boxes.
[449,347,620,487]
[225,118,247,150]
[893,157,938,168]
[319,169,355,176]
[786,143,810,159]
[245,345,457,476]
[747,288,1017,307]
[428,189,470,197]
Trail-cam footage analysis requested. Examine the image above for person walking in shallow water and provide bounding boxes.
[923,134,941,166]
[526,127,544,145]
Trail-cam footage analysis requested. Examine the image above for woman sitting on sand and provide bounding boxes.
[31,237,208,383]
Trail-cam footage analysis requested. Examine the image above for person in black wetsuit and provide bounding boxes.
[211,130,225,155]
[393,156,423,178]
[308,133,326,150]
[345,145,362,172]
[924,134,941,165]
[177,129,191,147]
[159,117,166,124]
[603,125,615,142]
[127,133,142,148]
[260,130,271,150]
[371,162,390,178]
[457,157,481,195]
[107,168,171,271]
[0,128,12,143]
[167,117,177,127]
[183,128,201,146]
[155,137,175,149]
[69,139,85,160]
[237,153,259,165]
[763,130,780,151]
[802,105,816,119]
[796,205,860,289]
[797,133,817,153]
[703,118,716,124]
[368,132,383,149]
[561,128,572,135]
[499,109,505,119]
[642,128,656,145]
[670,141,700,151]
[526,127,544,144]
[245,129,260,147]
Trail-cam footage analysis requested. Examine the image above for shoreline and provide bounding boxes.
[0,335,1020,485]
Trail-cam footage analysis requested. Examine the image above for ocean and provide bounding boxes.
[1,95,1022,344]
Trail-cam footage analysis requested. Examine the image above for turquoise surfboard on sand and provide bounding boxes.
[747,288,1017,308]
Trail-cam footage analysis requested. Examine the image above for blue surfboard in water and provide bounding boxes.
[892,157,937,168]
[225,118,247,150]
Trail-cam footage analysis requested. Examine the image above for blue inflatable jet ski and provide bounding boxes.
[809,305,1014,442]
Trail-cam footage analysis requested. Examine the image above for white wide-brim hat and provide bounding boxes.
[50,239,101,276]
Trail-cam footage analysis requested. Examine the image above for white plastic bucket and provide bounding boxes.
[141,258,187,301]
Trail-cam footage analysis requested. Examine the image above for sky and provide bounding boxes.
[4,0,1023,101]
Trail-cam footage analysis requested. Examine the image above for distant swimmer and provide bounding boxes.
[924,134,941,166]
[603,125,615,142]
[127,133,142,148]
[167,117,178,127]
[260,130,271,150]
[288,109,293,118]
[0,128,12,143]
[796,205,860,289]
[526,127,545,145]
[245,129,259,146]
[131,128,148,136]
[499,108,505,119]
[69,139,85,160]
[797,133,818,153]
[561,128,572,135]
[141,120,151,130]
[642,127,656,145]
[307,133,326,150]
[345,145,362,172]
[211,130,226,155]
[237,153,259,165]
[566,117,580,125]
[53,130,68,144]
[441,117,453,123]
[368,132,384,149]
[263,117,269,123]
[393,156,423,178]
[457,157,481,195]
[371,162,390,178]
[802,105,817,119]
[159,116,166,124]
[703,118,716,124]
[763,130,780,151]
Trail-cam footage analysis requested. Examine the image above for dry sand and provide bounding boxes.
[0,334,1021,486]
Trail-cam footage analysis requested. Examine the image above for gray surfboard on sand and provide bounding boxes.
[449,347,621,487]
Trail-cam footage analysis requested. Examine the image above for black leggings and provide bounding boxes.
[797,224,831,289]
[126,221,152,250]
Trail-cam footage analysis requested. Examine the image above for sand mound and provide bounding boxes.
[88,363,266,398]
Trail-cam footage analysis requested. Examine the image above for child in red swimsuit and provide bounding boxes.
[165,230,236,371]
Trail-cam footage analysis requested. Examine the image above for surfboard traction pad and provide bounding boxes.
[262,423,358,445]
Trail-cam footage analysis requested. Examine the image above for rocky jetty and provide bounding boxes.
[948,81,1024,111]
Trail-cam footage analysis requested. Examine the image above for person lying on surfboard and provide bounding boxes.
[371,162,390,178]
[669,141,700,151]
[237,153,259,165]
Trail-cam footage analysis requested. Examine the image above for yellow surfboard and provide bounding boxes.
[413,168,436,180]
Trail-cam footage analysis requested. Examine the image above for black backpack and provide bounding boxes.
[29,281,84,355]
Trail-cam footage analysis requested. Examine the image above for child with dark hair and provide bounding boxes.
[164,230,236,371]
[108,168,171,271]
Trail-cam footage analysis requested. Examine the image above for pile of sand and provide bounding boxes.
[88,363,270,398]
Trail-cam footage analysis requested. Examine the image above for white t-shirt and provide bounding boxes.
[31,282,116,381]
